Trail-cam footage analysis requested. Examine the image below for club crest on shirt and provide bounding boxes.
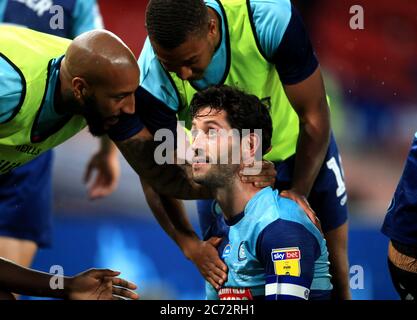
[238,241,247,261]
[271,247,301,277]
[222,244,232,258]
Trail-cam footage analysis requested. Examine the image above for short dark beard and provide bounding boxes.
[59,89,109,137]
[82,95,108,137]
[193,164,238,189]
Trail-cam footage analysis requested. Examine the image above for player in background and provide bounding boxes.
[0,0,119,276]
[382,132,417,300]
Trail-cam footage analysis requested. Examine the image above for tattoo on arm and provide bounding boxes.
[116,134,211,200]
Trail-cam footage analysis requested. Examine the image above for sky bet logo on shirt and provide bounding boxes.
[271,247,301,277]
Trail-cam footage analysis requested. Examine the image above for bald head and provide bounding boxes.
[59,30,139,137]
[64,29,138,84]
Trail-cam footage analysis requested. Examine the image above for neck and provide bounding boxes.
[213,175,260,221]
[55,58,75,115]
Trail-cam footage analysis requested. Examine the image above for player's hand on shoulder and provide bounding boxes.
[240,160,276,188]
[280,189,323,233]
[66,269,139,300]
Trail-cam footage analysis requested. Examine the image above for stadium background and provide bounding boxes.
[28,0,417,299]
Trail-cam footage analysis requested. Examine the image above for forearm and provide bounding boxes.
[292,110,330,196]
[0,258,70,298]
[100,135,118,156]
[140,177,202,258]
[116,129,211,200]
[284,68,331,197]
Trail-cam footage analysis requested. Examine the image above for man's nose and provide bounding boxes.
[177,66,193,80]
[191,130,206,151]
[121,94,135,115]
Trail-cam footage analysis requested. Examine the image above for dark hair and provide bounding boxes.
[190,85,273,155]
[145,0,209,49]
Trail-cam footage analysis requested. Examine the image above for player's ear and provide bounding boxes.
[241,132,261,164]
[72,77,89,102]
[208,17,218,40]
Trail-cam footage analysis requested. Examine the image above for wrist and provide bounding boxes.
[99,137,118,156]
[62,276,74,300]
[288,185,309,198]
[173,232,201,260]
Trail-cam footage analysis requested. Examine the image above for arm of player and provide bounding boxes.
[140,177,228,289]
[271,5,330,222]
[115,127,212,200]
[280,67,329,232]
[283,67,330,199]
[108,87,228,288]
[84,135,121,199]
[116,127,230,287]
[256,218,323,300]
[0,258,138,300]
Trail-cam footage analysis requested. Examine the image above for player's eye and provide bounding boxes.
[114,94,127,100]
[208,129,219,138]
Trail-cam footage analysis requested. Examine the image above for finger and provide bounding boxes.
[212,255,228,273]
[206,270,224,288]
[112,295,126,300]
[292,196,314,215]
[89,177,108,199]
[280,192,319,227]
[95,181,117,198]
[84,161,95,184]
[208,237,222,247]
[112,277,137,290]
[242,162,255,168]
[89,269,120,278]
[206,276,220,290]
[253,180,275,188]
[89,186,105,200]
[262,160,275,169]
[211,264,228,283]
[279,190,292,199]
[241,175,275,183]
[297,198,316,217]
[240,168,276,180]
[112,286,139,300]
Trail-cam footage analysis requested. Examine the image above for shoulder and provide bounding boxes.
[249,0,292,23]
[138,38,180,111]
[255,190,322,248]
[0,55,24,123]
[256,217,321,267]
[248,0,292,56]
